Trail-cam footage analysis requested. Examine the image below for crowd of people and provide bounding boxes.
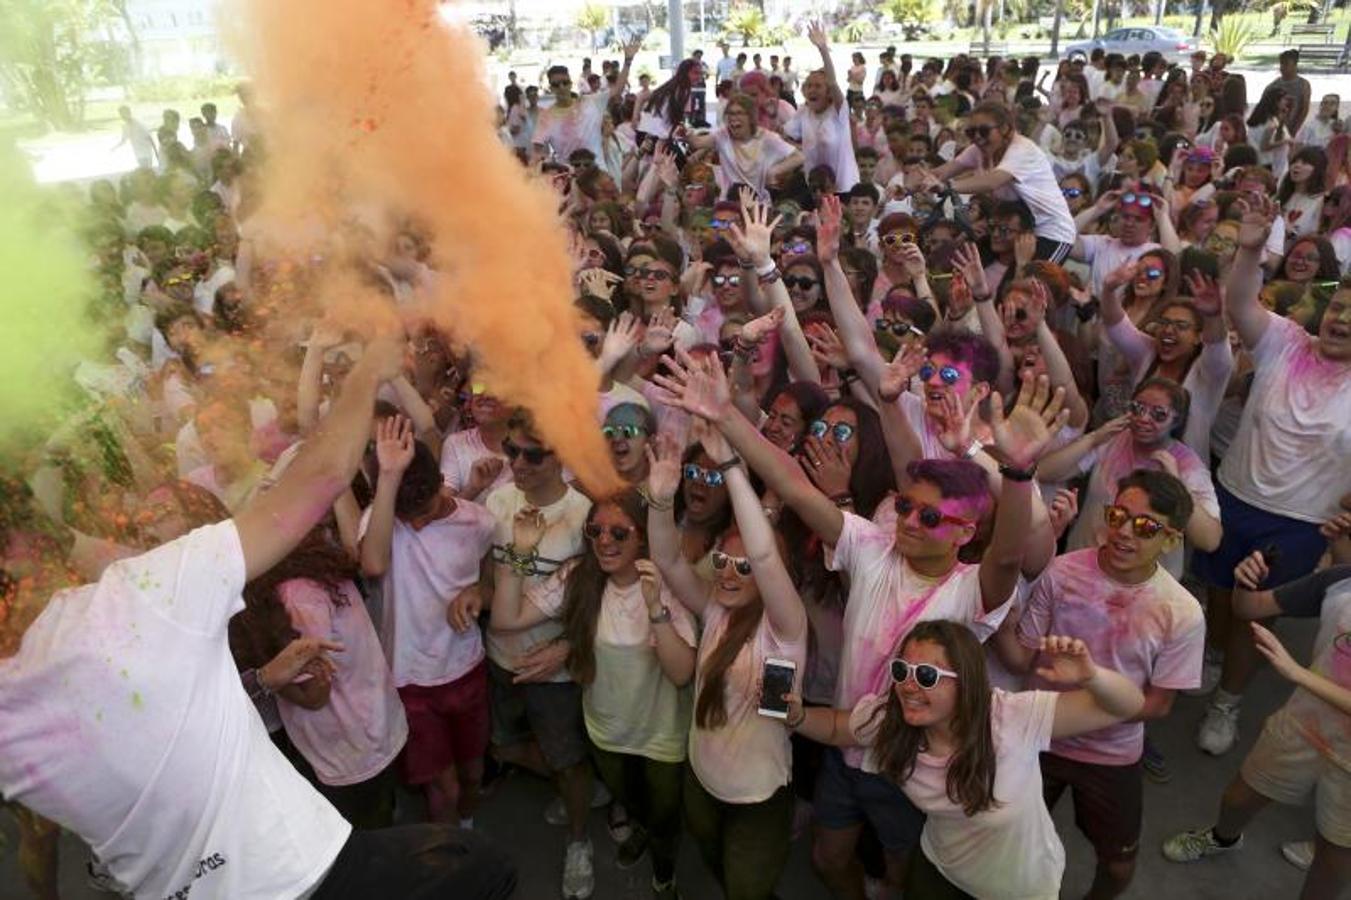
[1,23,1350,900]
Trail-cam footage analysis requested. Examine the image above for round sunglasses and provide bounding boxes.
[919,362,961,385]
[894,494,973,530]
[602,423,646,440]
[1103,504,1173,539]
[502,440,554,465]
[891,658,960,690]
[808,420,856,443]
[711,550,753,577]
[1128,400,1173,424]
[584,521,636,542]
[683,463,726,487]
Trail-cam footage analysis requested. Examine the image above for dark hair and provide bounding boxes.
[905,458,994,524]
[645,59,698,129]
[882,287,938,333]
[823,398,897,518]
[871,621,998,816]
[925,329,1000,386]
[764,381,830,439]
[1223,141,1258,170]
[1277,146,1328,205]
[1247,86,1287,128]
[1178,246,1221,284]
[1124,247,1179,310]
[1279,236,1341,282]
[373,440,443,518]
[848,182,880,203]
[992,199,1035,231]
[1116,468,1194,530]
[562,490,649,685]
[575,294,615,329]
[840,246,878,301]
[674,445,734,551]
[1133,376,1190,440]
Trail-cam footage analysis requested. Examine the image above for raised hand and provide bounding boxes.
[817,193,843,263]
[465,457,505,497]
[899,242,928,281]
[512,507,547,553]
[1103,259,1139,293]
[1048,487,1079,539]
[622,35,643,61]
[691,414,734,463]
[599,311,642,370]
[1235,194,1278,251]
[951,242,989,299]
[363,333,409,382]
[878,342,926,402]
[806,19,829,48]
[1250,623,1306,684]
[1035,635,1098,687]
[1013,231,1037,272]
[644,430,684,503]
[651,347,732,421]
[652,142,679,188]
[740,306,786,346]
[1090,413,1131,447]
[806,322,849,372]
[1183,271,1223,317]
[375,415,416,474]
[1149,448,1180,478]
[934,386,982,455]
[801,434,852,497]
[988,372,1070,470]
[643,307,678,357]
[635,559,664,611]
[578,267,623,301]
[730,192,783,267]
[1233,550,1271,591]
[309,319,347,351]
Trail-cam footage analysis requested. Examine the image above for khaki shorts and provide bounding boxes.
[1241,709,1351,848]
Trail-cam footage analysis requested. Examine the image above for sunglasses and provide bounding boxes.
[964,124,994,140]
[1155,316,1194,332]
[710,218,735,230]
[550,79,572,89]
[1141,266,1164,280]
[894,494,973,530]
[602,423,646,440]
[581,331,603,348]
[584,521,635,542]
[1103,504,1173,539]
[1062,129,1087,142]
[1062,187,1084,199]
[711,550,753,577]
[808,420,856,443]
[1129,400,1173,423]
[783,275,819,291]
[1119,192,1154,209]
[683,463,726,487]
[875,319,925,338]
[918,362,961,385]
[502,439,554,465]
[881,232,917,247]
[711,273,742,287]
[636,267,675,282]
[890,658,960,690]
[783,240,812,256]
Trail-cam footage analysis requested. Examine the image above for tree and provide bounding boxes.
[575,2,608,52]
[883,0,936,40]
[0,0,119,131]
[724,4,767,46]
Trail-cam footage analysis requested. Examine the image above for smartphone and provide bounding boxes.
[758,658,797,719]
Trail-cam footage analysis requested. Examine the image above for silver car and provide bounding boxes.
[1064,26,1200,63]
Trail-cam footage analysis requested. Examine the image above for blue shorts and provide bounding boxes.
[812,746,925,852]
[1191,484,1327,590]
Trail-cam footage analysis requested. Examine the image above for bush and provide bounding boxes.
[129,75,240,104]
[1209,16,1259,63]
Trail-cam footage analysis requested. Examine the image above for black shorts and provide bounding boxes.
[1041,752,1143,862]
[487,660,589,772]
[812,746,925,852]
[311,824,515,900]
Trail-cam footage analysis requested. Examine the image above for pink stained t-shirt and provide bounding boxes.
[277,579,408,787]
[827,512,1013,768]
[1016,548,1204,765]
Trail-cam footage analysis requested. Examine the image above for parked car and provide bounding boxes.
[1064,26,1200,63]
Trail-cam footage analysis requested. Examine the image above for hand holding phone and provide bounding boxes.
[758,658,797,719]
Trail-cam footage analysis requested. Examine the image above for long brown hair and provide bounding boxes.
[694,527,768,730]
[561,490,649,685]
[870,620,999,816]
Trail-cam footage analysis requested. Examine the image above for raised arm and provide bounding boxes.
[817,194,886,388]
[644,431,711,615]
[488,508,554,631]
[700,422,808,643]
[610,38,641,101]
[806,22,844,108]
[1037,416,1127,483]
[297,322,345,434]
[637,559,696,686]
[652,350,845,544]
[1041,637,1147,739]
[1034,318,1089,428]
[1226,195,1280,350]
[235,335,403,581]
[357,415,414,579]
[979,374,1070,613]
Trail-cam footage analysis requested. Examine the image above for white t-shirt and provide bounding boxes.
[484,484,592,677]
[851,689,1064,900]
[955,135,1077,245]
[712,128,796,202]
[1295,116,1337,147]
[1281,574,1351,772]
[533,92,609,161]
[1283,192,1324,243]
[1218,316,1351,522]
[1074,235,1160,301]
[1066,430,1220,579]
[689,600,808,803]
[1017,548,1204,765]
[528,565,698,763]
[1104,318,1235,462]
[439,427,510,499]
[277,579,408,786]
[359,500,497,688]
[0,522,350,900]
[783,100,860,191]
[826,512,1014,768]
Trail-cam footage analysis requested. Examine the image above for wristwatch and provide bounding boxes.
[649,605,673,625]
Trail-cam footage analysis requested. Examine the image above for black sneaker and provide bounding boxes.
[617,824,649,869]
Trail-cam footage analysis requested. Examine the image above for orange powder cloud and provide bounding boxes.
[231,0,622,496]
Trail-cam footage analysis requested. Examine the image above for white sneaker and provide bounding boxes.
[1196,702,1240,756]
[1185,649,1223,697]
[1162,827,1244,863]
[1281,840,1314,871]
[562,839,595,899]
[544,780,613,825]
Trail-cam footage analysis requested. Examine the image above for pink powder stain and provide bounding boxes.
[1330,633,1351,687]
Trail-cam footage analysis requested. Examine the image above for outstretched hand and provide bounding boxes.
[644,431,684,504]
[989,372,1070,470]
[1034,635,1098,687]
[817,193,843,263]
[730,191,783,267]
[650,347,733,421]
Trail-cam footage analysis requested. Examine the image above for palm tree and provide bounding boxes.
[575,2,608,52]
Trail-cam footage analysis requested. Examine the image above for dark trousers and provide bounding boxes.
[310,824,515,900]
[682,770,794,900]
[904,847,974,899]
[319,762,397,830]
[590,744,684,883]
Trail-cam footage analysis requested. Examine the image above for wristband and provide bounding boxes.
[639,487,675,512]
[758,268,782,286]
[998,463,1038,482]
[786,706,807,729]
[962,439,983,460]
[648,605,673,625]
[738,257,757,270]
[829,492,854,507]
[714,456,743,473]
[756,260,777,277]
